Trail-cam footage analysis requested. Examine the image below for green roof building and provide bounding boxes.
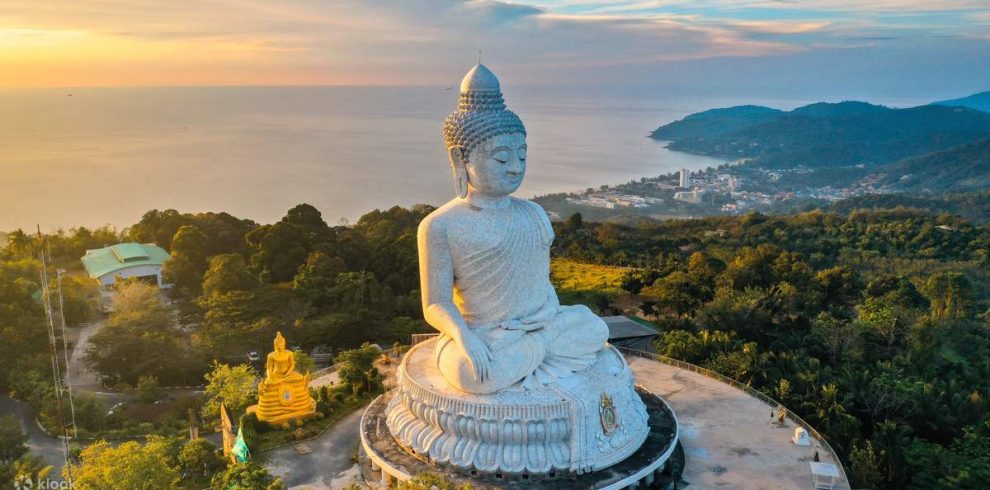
[81,243,171,290]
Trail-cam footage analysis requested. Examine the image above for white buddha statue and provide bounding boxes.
[384,64,649,477]
[420,64,609,394]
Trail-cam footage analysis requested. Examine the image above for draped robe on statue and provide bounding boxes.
[435,197,609,394]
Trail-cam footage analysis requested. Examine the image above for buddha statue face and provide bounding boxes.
[450,132,527,198]
[273,333,286,352]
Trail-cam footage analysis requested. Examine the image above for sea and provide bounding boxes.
[0,86,931,232]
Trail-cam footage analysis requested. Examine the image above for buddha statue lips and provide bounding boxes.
[421,64,610,395]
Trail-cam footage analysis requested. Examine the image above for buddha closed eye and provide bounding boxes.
[494,146,527,164]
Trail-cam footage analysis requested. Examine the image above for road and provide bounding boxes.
[0,395,66,479]
[263,407,366,489]
[67,321,105,393]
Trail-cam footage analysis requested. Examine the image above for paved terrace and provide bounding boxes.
[627,354,849,489]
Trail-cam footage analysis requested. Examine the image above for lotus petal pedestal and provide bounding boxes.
[384,338,650,476]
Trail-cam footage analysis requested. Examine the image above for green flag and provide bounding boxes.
[232,426,251,463]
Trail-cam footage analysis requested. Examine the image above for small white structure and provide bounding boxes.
[810,462,841,489]
[81,243,171,293]
[680,167,690,188]
[674,190,701,204]
[792,426,810,446]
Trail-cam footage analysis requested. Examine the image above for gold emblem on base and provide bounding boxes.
[600,392,619,435]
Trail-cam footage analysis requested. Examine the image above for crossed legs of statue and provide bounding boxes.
[436,304,610,394]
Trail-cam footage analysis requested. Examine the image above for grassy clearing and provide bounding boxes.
[550,258,631,297]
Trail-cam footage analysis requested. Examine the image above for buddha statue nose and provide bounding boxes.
[507,155,524,175]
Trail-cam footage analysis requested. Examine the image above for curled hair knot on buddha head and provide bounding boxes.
[443,64,526,198]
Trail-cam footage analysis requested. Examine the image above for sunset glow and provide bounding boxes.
[1,0,987,88]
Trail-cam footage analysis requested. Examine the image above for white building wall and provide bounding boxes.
[97,264,167,289]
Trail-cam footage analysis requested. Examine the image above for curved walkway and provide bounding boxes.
[628,356,848,489]
[263,407,367,489]
[0,396,65,477]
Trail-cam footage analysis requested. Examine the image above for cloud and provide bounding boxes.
[0,0,986,87]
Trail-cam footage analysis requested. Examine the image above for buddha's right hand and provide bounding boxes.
[458,328,492,383]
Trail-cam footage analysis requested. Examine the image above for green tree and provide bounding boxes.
[565,212,583,230]
[135,375,164,403]
[210,462,285,490]
[178,438,221,477]
[849,441,885,490]
[202,254,258,297]
[163,225,209,297]
[201,362,258,419]
[86,282,187,384]
[923,271,973,320]
[292,251,346,305]
[293,349,316,375]
[107,281,172,330]
[246,204,330,283]
[642,271,703,316]
[336,344,380,397]
[398,472,471,490]
[66,438,181,490]
[655,330,703,362]
[54,273,100,325]
[0,415,28,462]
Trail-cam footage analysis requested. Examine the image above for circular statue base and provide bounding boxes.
[384,339,653,476]
[362,388,678,489]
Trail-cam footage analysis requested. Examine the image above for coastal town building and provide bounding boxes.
[673,190,702,204]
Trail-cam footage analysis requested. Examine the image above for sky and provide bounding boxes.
[1,0,989,95]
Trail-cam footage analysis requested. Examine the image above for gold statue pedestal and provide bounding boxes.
[247,374,317,425]
[248,332,317,426]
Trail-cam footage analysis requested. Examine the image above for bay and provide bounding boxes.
[0,86,925,231]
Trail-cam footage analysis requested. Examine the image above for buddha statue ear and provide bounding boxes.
[448,146,469,198]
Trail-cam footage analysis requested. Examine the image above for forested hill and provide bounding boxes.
[934,90,990,113]
[829,191,990,224]
[651,101,990,169]
[649,105,783,140]
[878,138,990,193]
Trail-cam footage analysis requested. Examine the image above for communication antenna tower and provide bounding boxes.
[36,226,76,485]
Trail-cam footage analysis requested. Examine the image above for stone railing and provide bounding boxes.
[309,347,402,381]
[616,346,849,488]
[309,363,339,379]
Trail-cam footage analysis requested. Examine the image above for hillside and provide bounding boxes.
[934,90,990,113]
[788,100,890,118]
[651,101,888,143]
[829,191,990,224]
[877,138,990,192]
[655,103,990,169]
[649,105,782,140]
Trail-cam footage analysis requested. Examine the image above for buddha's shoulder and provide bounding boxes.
[418,197,548,236]
[418,199,465,237]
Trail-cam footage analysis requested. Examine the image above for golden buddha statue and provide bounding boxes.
[247,331,316,425]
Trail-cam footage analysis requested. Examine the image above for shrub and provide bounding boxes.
[238,412,258,446]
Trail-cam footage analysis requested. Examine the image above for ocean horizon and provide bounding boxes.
[0,85,933,232]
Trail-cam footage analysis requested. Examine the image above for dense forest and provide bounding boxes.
[877,138,990,193]
[2,200,989,488]
[554,207,989,489]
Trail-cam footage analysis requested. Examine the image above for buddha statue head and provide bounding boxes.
[273,331,286,352]
[443,64,527,199]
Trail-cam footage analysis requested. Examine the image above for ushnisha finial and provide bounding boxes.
[443,64,526,156]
